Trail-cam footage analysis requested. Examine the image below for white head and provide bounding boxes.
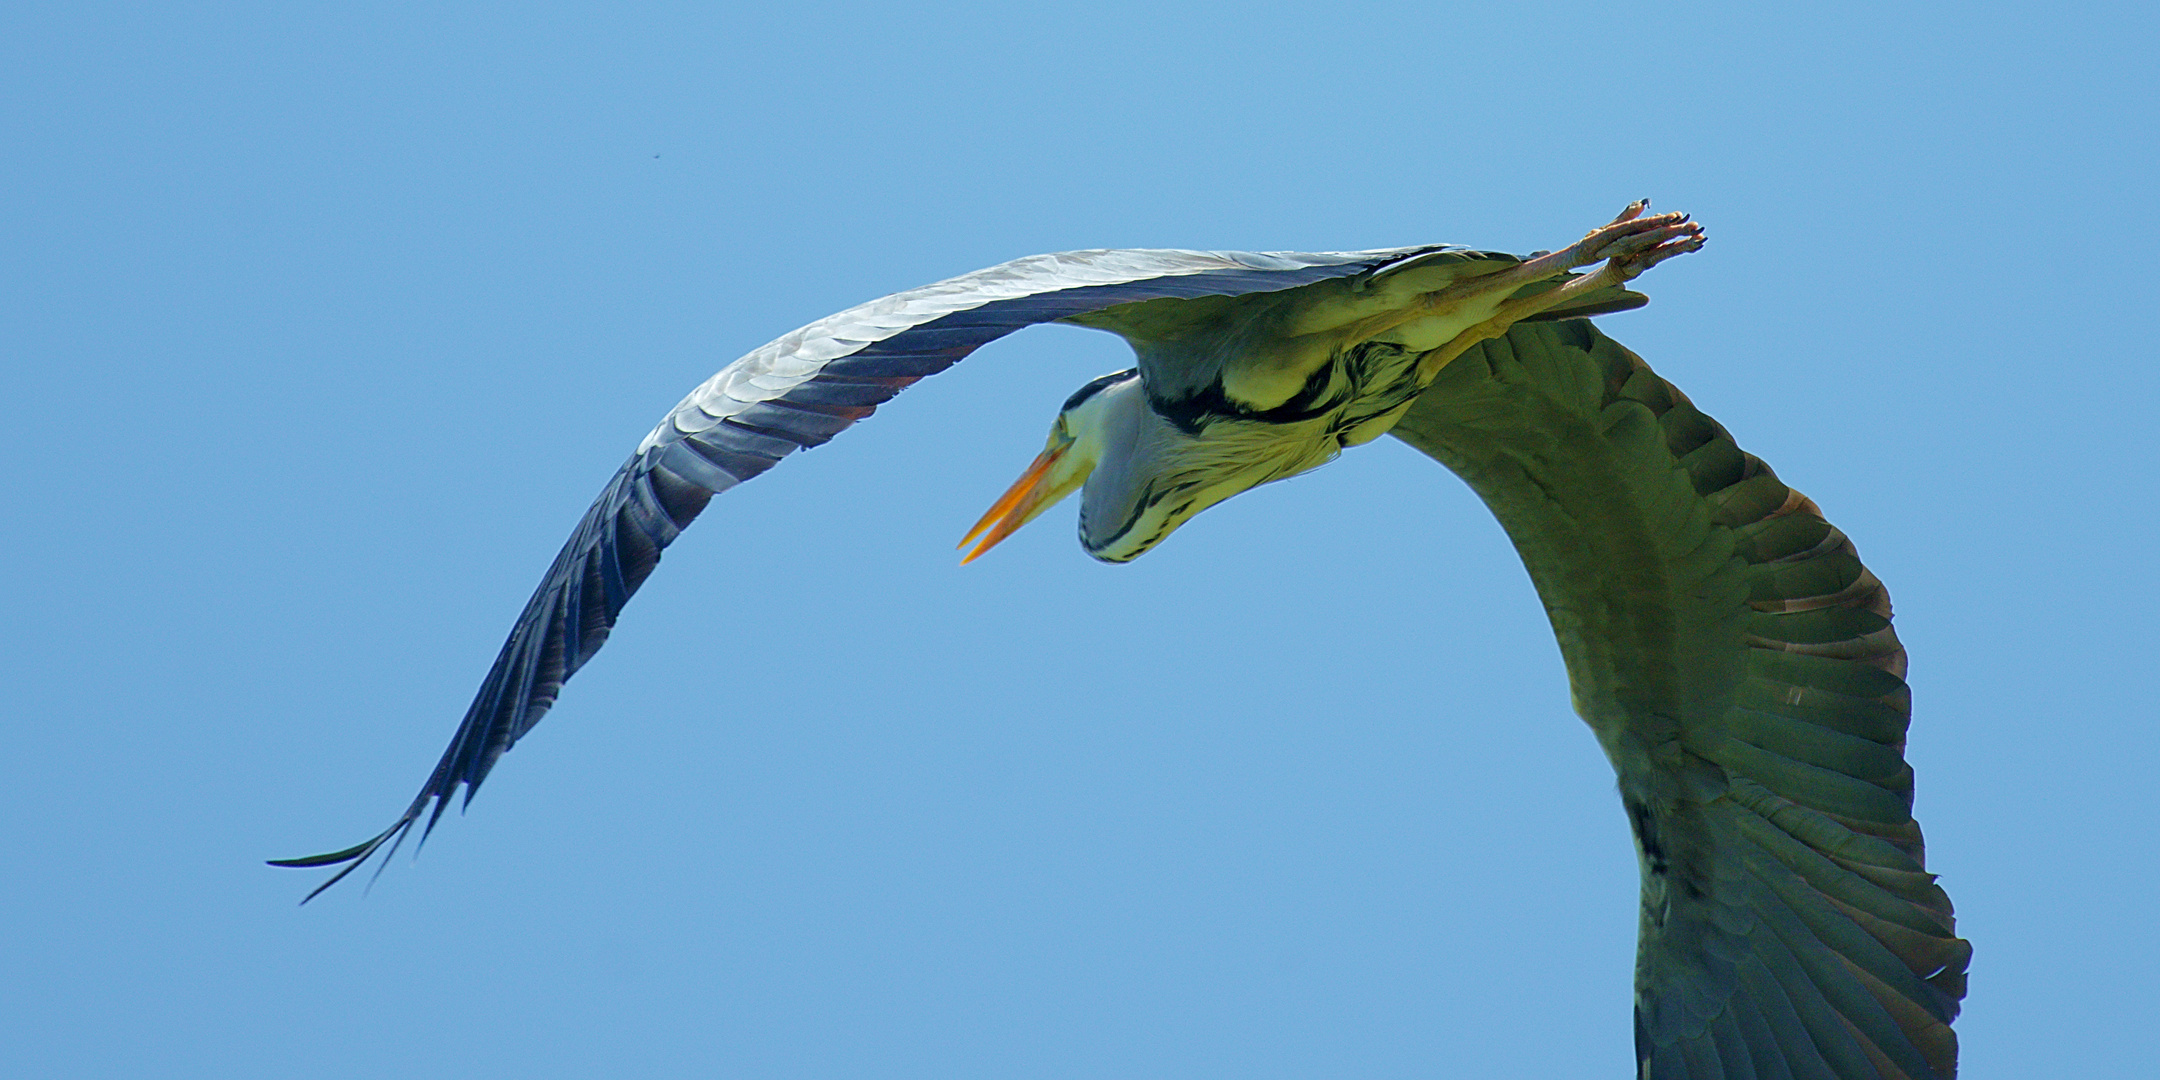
[959,370,1340,564]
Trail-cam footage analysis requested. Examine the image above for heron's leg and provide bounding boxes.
[1411,207,1706,383]
[1333,201,1703,346]
[1417,200,1697,309]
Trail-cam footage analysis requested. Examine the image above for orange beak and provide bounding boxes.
[957,442,1070,564]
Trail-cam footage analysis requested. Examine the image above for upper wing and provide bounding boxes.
[1068,246,1649,415]
[275,244,1447,898]
[1390,320,1967,1079]
[1064,247,1509,404]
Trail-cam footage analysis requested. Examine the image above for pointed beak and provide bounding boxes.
[958,441,1073,564]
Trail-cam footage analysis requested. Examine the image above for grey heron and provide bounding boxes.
[277,202,1966,1079]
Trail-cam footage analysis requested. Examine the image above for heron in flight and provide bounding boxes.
[277,202,1966,1079]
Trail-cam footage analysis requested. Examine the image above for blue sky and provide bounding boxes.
[3,3,2153,1077]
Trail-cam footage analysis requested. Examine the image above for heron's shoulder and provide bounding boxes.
[1061,247,1519,340]
[1064,247,1522,409]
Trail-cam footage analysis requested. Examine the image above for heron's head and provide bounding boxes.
[960,369,1336,564]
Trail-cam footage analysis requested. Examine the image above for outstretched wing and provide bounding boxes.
[1391,320,1967,1079]
[275,244,1450,898]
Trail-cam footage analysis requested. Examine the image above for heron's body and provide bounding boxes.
[281,206,1966,1079]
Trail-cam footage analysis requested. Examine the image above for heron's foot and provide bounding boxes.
[1537,199,1706,280]
[1409,201,1706,383]
[1406,200,1704,319]
[1589,202,1706,281]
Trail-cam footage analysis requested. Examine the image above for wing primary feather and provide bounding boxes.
[1737,959,1840,1080]
[1721,996,1795,1080]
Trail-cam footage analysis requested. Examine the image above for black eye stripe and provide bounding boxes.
[1062,369,1138,413]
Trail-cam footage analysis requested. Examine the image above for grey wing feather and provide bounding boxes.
[275,243,1446,898]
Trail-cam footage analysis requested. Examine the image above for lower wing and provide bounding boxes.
[1392,319,1967,1079]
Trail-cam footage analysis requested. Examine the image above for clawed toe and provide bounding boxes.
[1613,230,1707,277]
[1601,218,1703,259]
[1571,200,1706,280]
